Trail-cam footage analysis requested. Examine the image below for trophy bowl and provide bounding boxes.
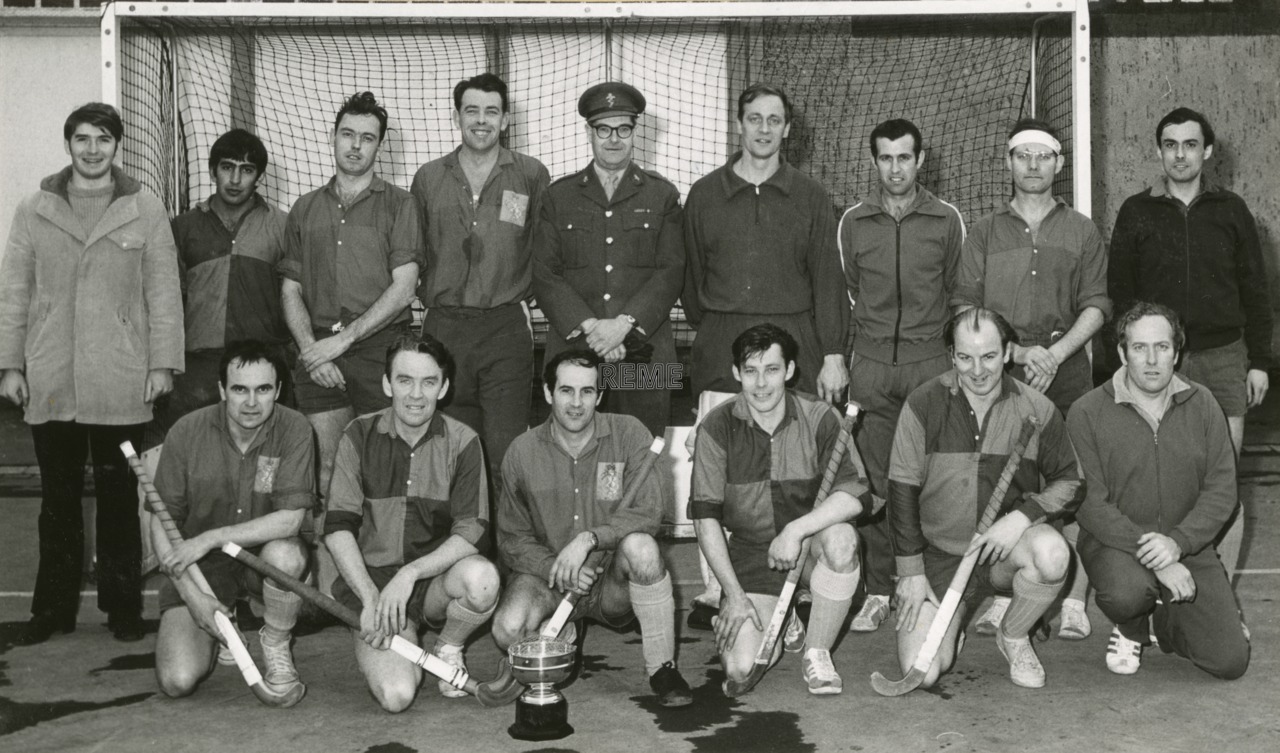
[507,636,577,741]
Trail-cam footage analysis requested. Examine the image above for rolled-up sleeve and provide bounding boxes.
[1074,222,1112,321]
[447,435,489,550]
[323,430,365,537]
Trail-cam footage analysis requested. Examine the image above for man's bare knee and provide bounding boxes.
[817,523,858,572]
[618,533,664,583]
[456,556,500,611]
[372,681,417,714]
[156,665,202,698]
[261,538,309,578]
[1027,528,1070,583]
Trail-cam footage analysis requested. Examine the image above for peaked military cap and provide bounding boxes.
[578,82,646,122]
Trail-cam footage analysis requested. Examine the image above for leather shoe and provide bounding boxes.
[108,614,146,643]
[15,613,76,646]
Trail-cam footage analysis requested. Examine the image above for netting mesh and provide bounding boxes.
[117,12,1076,341]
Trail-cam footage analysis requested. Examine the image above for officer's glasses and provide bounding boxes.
[1011,150,1057,165]
[593,124,635,140]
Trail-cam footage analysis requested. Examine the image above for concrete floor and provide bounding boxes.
[1,397,1278,753]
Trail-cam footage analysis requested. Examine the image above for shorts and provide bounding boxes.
[292,327,402,416]
[158,550,264,613]
[566,552,635,630]
[1179,339,1248,417]
[332,564,436,625]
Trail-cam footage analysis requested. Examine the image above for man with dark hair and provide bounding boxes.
[280,91,422,520]
[413,73,549,489]
[159,129,293,437]
[1,102,183,645]
[1109,106,1271,583]
[323,333,498,711]
[888,308,1081,690]
[534,81,684,435]
[150,340,314,699]
[953,117,1109,641]
[683,83,848,403]
[691,324,869,696]
[838,118,965,633]
[1067,302,1248,679]
[492,348,693,706]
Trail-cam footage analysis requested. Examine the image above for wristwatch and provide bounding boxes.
[620,314,637,328]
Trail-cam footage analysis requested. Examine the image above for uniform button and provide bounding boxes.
[605,237,614,245]
[567,223,574,230]
[603,293,612,301]
[574,488,579,494]
[231,240,236,245]
[1024,228,1029,233]
[407,480,412,485]
[1031,270,1037,276]
[605,211,613,218]
[605,264,613,273]
[574,515,580,520]
[337,241,343,246]
[340,219,345,224]
[643,223,650,229]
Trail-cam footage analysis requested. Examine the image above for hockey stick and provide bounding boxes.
[723,402,861,698]
[120,441,305,709]
[220,541,521,708]
[869,416,1037,697]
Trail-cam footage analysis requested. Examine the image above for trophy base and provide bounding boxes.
[508,696,574,741]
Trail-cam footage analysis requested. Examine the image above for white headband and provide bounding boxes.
[1008,129,1061,154]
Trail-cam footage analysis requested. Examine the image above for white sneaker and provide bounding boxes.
[850,594,890,632]
[801,648,842,695]
[783,610,806,653]
[259,627,303,692]
[1057,598,1092,640]
[996,631,1046,688]
[975,596,1011,636]
[1105,627,1142,675]
[436,644,469,698]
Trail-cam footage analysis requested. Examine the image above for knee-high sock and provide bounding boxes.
[630,572,677,675]
[262,581,301,643]
[1002,570,1064,639]
[806,562,860,651]
[437,599,495,649]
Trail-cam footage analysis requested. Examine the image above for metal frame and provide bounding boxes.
[101,0,1092,214]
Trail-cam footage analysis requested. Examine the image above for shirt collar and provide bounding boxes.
[729,390,798,433]
[536,412,614,451]
[719,151,795,198]
[938,369,1021,406]
[325,174,387,200]
[375,407,446,447]
[996,194,1068,218]
[1149,177,1218,201]
[1109,366,1191,406]
[443,145,516,169]
[859,185,946,218]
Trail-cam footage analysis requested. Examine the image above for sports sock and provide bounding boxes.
[1001,570,1064,639]
[436,598,494,649]
[806,562,859,651]
[262,580,301,644]
[630,572,677,676]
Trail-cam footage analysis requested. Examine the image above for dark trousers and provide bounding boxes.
[424,304,534,482]
[1081,538,1249,680]
[849,352,950,595]
[30,421,145,620]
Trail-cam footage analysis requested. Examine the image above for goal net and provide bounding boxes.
[106,1,1088,343]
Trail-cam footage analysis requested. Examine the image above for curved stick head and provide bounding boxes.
[474,657,522,708]
[722,666,766,698]
[250,680,307,709]
[869,667,924,697]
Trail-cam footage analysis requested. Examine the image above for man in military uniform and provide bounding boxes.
[533,82,685,435]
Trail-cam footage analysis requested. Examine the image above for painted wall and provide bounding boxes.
[0,15,99,264]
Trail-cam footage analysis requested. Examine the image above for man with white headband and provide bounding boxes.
[953,118,1109,645]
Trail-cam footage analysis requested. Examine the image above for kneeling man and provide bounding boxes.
[324,334,499,712]
[691,324,869,695]
[889,309,1081,689]
[153,340,314,698]
[492,349,692,707]
[1067,302,1248,679]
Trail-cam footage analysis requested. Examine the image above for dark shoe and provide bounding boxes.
[108,614,146,643]
[686,602,718,631]
[15,613,76,646]
[649,661,693,707]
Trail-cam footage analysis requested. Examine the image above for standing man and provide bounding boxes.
[492,349,693,707]
[838,118,965,633]
[413,73,549,487]
[159,129,292,436]
[888,309,1081,690]
[280,91,422,503]
[0,103,183,645]
[1067,302,1248,680]
[533,81,684,436]
[324,334,498,712]
[691,324,869,696]
[151,341,313,699]
[953,118,1109,640]
[1109,107,1272,581]
[683,83,848,403]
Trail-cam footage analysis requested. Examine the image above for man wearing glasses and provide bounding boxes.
[952,118,1110,641]
[534,82,685,435]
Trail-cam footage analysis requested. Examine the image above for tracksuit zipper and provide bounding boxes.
[893,218,903,366]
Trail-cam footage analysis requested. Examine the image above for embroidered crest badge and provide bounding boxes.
[597,461,624,502]
[254,456,280,493]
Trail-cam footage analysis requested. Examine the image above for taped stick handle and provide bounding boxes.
[542,436,666,640]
